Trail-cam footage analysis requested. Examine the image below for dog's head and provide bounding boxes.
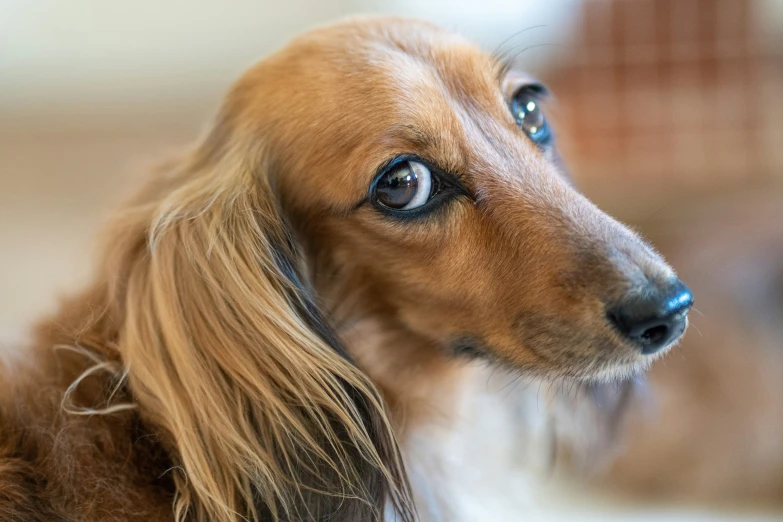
[215,17,691,381]
[91,17,692,522]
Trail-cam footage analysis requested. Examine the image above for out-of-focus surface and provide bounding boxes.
[547,0,783,219]
[2,0,782,519]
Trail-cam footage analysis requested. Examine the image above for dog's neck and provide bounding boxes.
[338,314,465,426]
[316,266,550,521]
[334,312,556,521]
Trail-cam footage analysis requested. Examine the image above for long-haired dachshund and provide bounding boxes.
[0,17,694,522]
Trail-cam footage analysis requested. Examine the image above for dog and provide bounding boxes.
[0,17,694,521]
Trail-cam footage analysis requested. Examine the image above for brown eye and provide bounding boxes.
[373,160,433,210]
[511,87,552,146]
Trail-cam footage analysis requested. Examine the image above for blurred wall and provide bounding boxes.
[1,0,580,122]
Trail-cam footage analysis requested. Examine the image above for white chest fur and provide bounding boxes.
[398,369,558,522]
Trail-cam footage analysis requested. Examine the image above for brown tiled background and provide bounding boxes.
[546,0,783,218]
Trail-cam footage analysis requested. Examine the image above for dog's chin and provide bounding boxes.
[544,338,682,383]
[450,332,680,384]
[514,358,646,386]
[574,358,651,384]
[451,339,665,385]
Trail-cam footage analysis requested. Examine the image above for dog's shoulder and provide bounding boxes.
[0,444,65,522]
[0,360,66,521]
[0,343,176,521]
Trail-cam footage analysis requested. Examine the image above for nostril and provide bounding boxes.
[641,324,669,345]
[608,279,693,355]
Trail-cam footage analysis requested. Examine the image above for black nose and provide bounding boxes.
[608,279,694,355]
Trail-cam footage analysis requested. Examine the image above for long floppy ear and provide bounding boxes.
[97,130,413,521]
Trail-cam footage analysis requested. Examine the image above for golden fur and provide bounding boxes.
[0,16,715,521]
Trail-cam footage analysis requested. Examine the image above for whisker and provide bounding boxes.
[501,374,524,400]
[536,380,545,414]
[689,322,704,338]
[491,25,548,59]
[641,203,671,225]
[496,42,564,75]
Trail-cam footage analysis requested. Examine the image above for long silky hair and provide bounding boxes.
[71,116,413,521]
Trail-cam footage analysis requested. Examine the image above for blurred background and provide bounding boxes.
[2,0,782,520]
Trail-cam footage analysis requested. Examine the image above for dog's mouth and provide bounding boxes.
[450,311,689,383]
[513,278,693,381]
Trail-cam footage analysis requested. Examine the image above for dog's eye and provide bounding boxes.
[511,87,552,147]
[373,160,434,210]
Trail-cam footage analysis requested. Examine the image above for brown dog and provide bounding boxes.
[0,17,693,521]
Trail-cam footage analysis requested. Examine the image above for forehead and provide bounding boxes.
[354,33,506,148]
[358,25,508,135]
[358,47,498,172]
[284,23,504,128]
[236,20,526,207]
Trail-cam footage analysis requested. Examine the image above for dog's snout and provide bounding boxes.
[608,279,694,355]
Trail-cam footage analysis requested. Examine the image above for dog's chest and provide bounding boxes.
[397,372,556,522]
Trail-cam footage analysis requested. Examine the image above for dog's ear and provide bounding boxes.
[97,124,413,522]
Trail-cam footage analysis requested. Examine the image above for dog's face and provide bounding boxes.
[217,17,692,382]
